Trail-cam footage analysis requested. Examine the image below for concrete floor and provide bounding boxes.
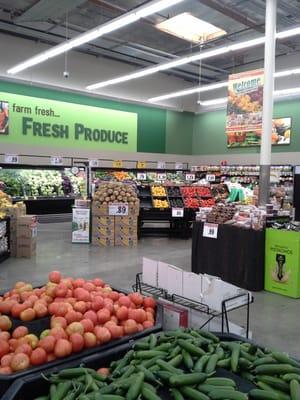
[1,222,300,357]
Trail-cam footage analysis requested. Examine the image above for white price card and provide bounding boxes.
[206,174,216,182]
[89,159,99,168]
[157,173,167,181]
[203,223,218,239]
[4,154,19,164]
[175,162,184,170]
[109,204,128,216]
[172,208,184,218]
[157,161,166,169]
[137,173,147,181]
[51,156,63,166]
[186,173,195,181]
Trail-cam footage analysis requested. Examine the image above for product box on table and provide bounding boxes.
[92,236,115,246]
[92,216,115,227]
[114,216,138,227]
[114,225,137,237]
[92,225,114,237]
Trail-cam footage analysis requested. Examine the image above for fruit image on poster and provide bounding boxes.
[265,228,300,298]
[226,69,264,147]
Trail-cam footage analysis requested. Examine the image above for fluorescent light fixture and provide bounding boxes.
[156,12,226,44]
[87,25,300,91]
[148,67,300,102]
[7,0,184,75]
[198,86,300,107]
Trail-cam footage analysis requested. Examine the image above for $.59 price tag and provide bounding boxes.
[109,204,128,216]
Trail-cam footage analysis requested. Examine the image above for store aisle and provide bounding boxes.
[1,222,300,357]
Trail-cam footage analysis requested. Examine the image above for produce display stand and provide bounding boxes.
[2,332,263,400]
[192,221,265,291]
[0,216,10,263]
[133,272,253,338]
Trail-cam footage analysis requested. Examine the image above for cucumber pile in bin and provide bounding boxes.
[33,328,300,400]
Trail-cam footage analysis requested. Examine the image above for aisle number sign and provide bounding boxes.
[4,154,19,164]
[109,204,128,216]
[113,160,123,168]
[172,208,184,218]
[203,223,218,239]
[51,156,63,166]
[137,161,147,169]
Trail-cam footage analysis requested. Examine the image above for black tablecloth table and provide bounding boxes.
[192,221,265,291]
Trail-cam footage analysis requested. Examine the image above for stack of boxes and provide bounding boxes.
[92,204,139,247]
[0,202,37,258]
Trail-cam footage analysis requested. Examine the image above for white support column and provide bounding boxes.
[259,0,277,206]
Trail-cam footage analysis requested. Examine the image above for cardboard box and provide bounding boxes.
[142,257,158,287]
[93,226,114,238]
[115,235,137,246]
[17,225,37,239]
[115,225,137,237]
[92,216,115,227]
[182,272,203,303]
[92,237,115,246]
[167,265,183,296]
[17,215,38,228]
[115,216,138,227]
[16,238,36,258]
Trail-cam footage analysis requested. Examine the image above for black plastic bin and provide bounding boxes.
[2,332,258,400]
[0,304,163,397]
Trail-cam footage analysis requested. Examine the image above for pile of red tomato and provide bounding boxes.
[183,198,200,209]
[0,271,156,375]
[199,198,215,207]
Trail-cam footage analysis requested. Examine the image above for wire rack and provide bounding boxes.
[133,272,253,338]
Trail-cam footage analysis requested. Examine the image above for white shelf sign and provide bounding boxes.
[186,173,195,181]
[4,154,19,164]
[109,204,128,216]
[51,156,63,166]
[175,162,184,170]
[157,161,166,169]
[157,173,167,181]
[206,174,216,182]
[203,223,218,239]
[172,208,184,218]
[137,173,147,181]
[89,159,99,168]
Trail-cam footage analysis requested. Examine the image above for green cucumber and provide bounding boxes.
[194,355,210,372]
[180,386,210,400]
[205,354,219,374]
[208,389,248,400]
[248,389,281,399]
[169,372,207,387]
[205,377,236,387]
[290,379,300,400]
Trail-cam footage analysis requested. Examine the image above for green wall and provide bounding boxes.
[0,81,193,155]
[193,98,300,155]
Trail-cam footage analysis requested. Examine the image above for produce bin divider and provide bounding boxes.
[134,273,253,338]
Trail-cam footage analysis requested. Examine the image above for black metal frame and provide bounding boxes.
[133,272,253,338]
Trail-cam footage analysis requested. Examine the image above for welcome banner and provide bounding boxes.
[0,92,138,152]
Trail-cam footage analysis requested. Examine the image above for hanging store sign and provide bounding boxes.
[226,69,264,148]
[0,93,137,152]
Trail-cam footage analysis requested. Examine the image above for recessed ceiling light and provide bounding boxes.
[156,12,226,44]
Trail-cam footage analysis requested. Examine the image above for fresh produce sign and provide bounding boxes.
[0,92,137,152]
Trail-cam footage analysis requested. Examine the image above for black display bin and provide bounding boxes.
[2,332,257,400]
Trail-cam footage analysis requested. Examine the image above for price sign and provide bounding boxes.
[172,208,184,218]
[203,223,218,239]
[109,204,128,216]
[89,159,99,168]
[157,161,166,169]
[157,173,167,181]
[186,173,195,181]
[137,173,147,181]
[51,156,63,166]
[137,161,147,169]
[4,154,19,164]
[206,174,216,182]
[113,160,123,168]
[175,162,184,170]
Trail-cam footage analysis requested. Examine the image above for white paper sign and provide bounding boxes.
[175,162,184,170]
[142,257,158,287]
[89,159,99,168]
[137,173,147,181]
[51,156,63,166]
[157,161,166,169]
[157,173,167,181]
[203,223,218,239]
[206,174,216,182]
[172,208,184,218]
[109,204,128,216]
[72,208,90,243]
[186,173,195,181]
[4,154,19,164]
